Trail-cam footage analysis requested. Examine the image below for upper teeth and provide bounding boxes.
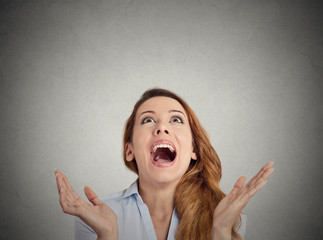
[153,144,175,152]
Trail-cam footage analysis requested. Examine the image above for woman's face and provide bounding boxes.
[126,96,197,187]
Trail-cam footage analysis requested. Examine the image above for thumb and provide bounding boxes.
[84,186,101,206]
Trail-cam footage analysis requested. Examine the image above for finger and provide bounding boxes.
[240,167,273,202]
[56,170,76,199]
[238,167,274,200]
[56,170,66,195]
[231,181,266,210]
[239,180,268,204]
[229,176,247,197]
[59,187,70,213]
[235,168,273,204]
[247,162,273,186]
[59,188,77,215]
[64,185,80,204]
[258,167,275,183]
[56,170,82,205]
[55,170,60,194]
[55,169,60,194]
[59,186,85,216]
[57,170,74,192]
[248,167,274,189]
[231,163,274,210]
[221,176,247,207]
[246,161,274,188]
[59,176,83,206]
[248,180,267,197]
[84,186,102,206]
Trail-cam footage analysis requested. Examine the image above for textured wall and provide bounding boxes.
[1,0,322,239]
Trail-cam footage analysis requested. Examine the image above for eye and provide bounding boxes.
[142,117,155,124]
[171,116,183,123]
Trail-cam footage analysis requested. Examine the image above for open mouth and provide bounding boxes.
[151,143,177,167]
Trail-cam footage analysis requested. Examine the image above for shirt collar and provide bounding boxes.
[122,179,140,199]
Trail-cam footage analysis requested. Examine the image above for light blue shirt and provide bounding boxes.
[75,181,246,240]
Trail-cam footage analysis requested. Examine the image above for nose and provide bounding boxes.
[156,129,169,134]
[154,123,170,135]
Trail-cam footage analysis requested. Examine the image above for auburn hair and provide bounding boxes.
[123,88,241,240]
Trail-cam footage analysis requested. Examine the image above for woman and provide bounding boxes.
[55,88,274,240]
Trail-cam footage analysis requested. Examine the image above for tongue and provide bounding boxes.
[154,152,172,163]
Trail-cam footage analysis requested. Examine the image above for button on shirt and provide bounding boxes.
[75,181,246,240]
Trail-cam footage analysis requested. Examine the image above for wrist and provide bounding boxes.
[97,224,118,240]
[97,230,118,240]
[211,226,231,240]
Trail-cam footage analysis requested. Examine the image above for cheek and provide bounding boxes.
[177,129,194,150]
[132,129,150,154]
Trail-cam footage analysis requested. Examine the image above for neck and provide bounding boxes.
[138,178,177,219]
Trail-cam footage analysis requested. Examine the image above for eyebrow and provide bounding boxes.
[169,110,186,116]
[139,110,155,116]
[139,110,186,117]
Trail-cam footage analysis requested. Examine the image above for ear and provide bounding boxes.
[191,147,197,160]
[125,143,135,162]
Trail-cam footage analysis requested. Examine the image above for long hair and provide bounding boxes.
[123,88,241,240]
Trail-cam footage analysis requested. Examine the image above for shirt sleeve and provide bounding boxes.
[237,214,247,239]
[74,217,97,240]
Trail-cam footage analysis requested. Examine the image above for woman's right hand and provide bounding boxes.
[55,169,118,240]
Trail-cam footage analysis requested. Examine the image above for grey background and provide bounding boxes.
[1,0,322,239]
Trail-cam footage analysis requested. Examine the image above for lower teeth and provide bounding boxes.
[156,159,171,163]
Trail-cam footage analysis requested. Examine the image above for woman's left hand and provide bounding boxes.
[212,161,275,240]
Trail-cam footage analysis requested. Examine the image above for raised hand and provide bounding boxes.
[212,161,275,240]
[55,169,118,240]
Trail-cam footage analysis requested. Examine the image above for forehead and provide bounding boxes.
[136,96,186,115]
